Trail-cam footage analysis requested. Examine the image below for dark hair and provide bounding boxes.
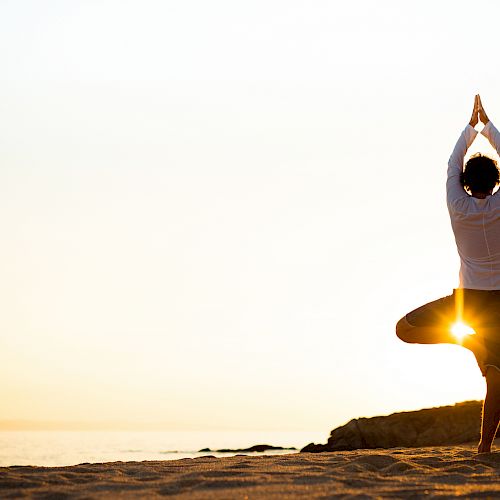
[461,154,500,194]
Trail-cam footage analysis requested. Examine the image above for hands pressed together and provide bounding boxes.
[470,94,490,127]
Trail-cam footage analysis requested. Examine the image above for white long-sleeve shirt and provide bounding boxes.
[447,121,500,290]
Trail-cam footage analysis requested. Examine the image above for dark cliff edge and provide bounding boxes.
[302,401,483,453]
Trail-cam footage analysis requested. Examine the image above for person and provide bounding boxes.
[396,95,500,453]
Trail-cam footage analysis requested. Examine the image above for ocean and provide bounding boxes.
[0,430,327,467]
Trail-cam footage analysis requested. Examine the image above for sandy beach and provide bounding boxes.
[2,445,500,498]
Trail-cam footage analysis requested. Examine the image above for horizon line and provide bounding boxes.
[0,420,320,432]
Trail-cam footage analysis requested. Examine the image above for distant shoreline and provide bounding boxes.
[0,429,319,468]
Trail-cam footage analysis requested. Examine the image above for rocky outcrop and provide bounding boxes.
[301,401,483,452]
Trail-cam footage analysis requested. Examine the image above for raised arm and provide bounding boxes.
[479,95,500,157]
[447,97,479,209]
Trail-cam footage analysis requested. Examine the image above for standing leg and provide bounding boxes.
[478,367,500,453]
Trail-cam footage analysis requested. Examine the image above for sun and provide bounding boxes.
[451,321,476,342]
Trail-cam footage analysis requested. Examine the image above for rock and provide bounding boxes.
[301,401,483,453]
[240,445,296,453]
[198,444,296,453]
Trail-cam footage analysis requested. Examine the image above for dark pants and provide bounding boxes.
[397,289,500,376]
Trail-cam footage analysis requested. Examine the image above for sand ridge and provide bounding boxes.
[2,445,500,498]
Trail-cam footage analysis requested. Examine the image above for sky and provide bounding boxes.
[2,0,500,432]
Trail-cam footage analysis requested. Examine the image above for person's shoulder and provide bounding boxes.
[488,192,500,207]
[448,195,474,216]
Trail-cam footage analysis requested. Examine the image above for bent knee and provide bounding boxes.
[396,316,416,343]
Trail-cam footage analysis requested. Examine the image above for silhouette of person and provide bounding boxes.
[396,95,500,453]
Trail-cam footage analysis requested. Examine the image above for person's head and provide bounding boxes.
[461,153,500,197]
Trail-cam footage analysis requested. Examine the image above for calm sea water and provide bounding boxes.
[0,430,327,467]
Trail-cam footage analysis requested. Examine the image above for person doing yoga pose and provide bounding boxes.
[396,95,500,453]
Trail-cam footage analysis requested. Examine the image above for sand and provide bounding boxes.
[2,445,500,498]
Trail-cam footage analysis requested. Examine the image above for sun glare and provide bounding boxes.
[451,322,476,341]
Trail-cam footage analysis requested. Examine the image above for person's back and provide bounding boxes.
[447,119,500,290]
[396,95,500,453]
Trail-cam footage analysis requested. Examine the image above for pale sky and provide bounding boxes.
[2,0,500,431]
